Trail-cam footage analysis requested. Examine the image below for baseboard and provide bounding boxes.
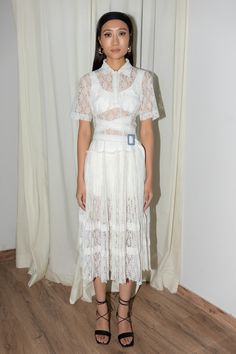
[178,285,236,331]
[0,248,16,263]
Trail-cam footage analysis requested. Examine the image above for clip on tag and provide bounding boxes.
[127,134,135,145]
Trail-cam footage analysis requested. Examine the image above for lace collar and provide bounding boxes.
[101,58,133,77]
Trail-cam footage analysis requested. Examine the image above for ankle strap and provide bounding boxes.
[119,296,130,305]
[96,298,107,305]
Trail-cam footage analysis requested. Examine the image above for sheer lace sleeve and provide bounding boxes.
[139,71,159,121]
[71,73,92,121]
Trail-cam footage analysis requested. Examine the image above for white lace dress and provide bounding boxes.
[70,58,159,303]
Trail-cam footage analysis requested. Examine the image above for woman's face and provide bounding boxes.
[98,19,130,60]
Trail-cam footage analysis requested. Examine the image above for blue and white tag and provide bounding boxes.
[127,134,135,145]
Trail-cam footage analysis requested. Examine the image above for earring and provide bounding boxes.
[128,46,131,52]
[98,47,103,55]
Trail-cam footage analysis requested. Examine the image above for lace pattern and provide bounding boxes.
[139,71,159,121]
[95,68,137,92]
[70,61,160,127]
[79,194,150,284]
[100,129,128,136]
[96,107,130,120]
[95,71,113,92]
[119,69,137,91]
[71,73,92,121]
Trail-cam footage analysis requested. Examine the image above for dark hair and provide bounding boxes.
[92,11,134,71]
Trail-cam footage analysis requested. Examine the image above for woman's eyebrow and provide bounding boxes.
[102,27,128,33]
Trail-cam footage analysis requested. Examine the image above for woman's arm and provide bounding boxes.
[76,120,92,210]
[140,118,154,210]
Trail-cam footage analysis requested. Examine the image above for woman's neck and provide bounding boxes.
[105,57,126,71]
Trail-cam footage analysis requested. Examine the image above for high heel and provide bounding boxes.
[116,296,134,347]
[94,298,111,345]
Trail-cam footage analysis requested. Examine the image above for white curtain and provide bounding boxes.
[12,0,188,303]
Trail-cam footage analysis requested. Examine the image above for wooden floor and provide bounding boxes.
[1,262,236,354]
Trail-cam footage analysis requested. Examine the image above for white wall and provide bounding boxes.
[182,0,236,317]
[0,0,18,250]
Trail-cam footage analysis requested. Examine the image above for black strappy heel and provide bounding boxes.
[116,296,134,347]
[94,298,111,345]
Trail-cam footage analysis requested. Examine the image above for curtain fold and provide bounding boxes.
[12,0,188,303]
[150,0,188,292]
[12,0,50,285]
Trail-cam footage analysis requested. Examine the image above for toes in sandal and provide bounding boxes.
[94,298,111,345]
[116,296,134,347]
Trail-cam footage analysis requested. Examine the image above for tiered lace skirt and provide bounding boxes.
[70,134,151,303]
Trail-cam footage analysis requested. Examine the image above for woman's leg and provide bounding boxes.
[93,276,109,343]
[118,279,133,346]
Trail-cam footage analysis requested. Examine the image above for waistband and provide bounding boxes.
[93,132,137,143]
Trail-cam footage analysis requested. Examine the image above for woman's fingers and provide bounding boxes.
[144,191,153,210]
[77,191,86,210]
[81,192,86,209]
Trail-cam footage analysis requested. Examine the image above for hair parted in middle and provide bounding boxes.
[92,11,134,71]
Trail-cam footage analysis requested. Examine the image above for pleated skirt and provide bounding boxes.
[70,135,151,303]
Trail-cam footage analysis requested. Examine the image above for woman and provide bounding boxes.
[71,11,159,347]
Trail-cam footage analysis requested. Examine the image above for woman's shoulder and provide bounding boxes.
[79,71,92,81]
[132,65,154,79]
[77,71,94,88]
[79,68,101,83]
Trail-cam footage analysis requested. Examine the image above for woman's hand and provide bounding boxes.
[76,178,86,210]
[143,178,153,211]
